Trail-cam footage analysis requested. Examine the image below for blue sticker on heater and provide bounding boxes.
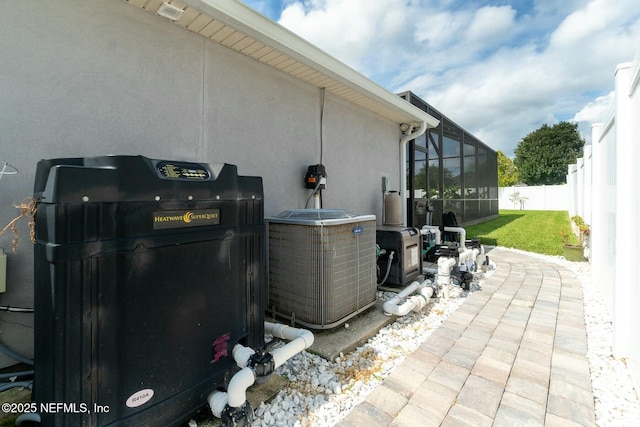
[352,226,363,234]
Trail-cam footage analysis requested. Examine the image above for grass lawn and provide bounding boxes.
[464,210,573,256]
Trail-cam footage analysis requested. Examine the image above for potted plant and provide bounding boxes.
[571,215,590,243]
[561,215,589,262]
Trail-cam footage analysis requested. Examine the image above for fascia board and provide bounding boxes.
[182,0,439,128]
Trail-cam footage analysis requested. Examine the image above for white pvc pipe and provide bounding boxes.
[264,322,314,368]
[207,367,255,417]
[383,285,434,316]
[444,226,466,245]
[232,344,255,369]
[383,280,424,316]
[437,257,456,299]
[208,322,315,419]
[475,245,485,268]
[421,225,441,245]
[469,248,480,271]
[227,367,256,408]
[457,248,475,269]
[208,390,228,419]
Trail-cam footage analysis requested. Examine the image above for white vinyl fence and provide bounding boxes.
[498,185,569,211]
[567,54,640,394]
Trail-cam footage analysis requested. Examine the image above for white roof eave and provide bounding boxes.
[181,0,439,128]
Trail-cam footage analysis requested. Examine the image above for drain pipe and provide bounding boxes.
[437,256,457,299]
[383,279,436,316]
[208,322,314,425]
[400,122,427,226]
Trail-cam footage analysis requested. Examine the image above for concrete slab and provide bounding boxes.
[305,300,396,361]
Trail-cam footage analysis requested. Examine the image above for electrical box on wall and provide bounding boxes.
[304,164,326,189]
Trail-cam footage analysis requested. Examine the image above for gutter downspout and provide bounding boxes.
[400,121,427,226]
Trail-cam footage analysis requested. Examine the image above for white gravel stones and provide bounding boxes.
[248,278,476,427]
[560,257,640,426]
[200,249,640,426]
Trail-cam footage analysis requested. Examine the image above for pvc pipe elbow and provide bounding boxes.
[208,391,228,418]
[264,322,315,369]
[383,299,414,316]
[265,322,315,348]
[421,225,441,244]
[444,226,466,244]
[226,367,256,408]
[458,249,474,266]
[298,329,314,349]
[232,344,255,368]
[382,278,434,316]
[438,256,456,270]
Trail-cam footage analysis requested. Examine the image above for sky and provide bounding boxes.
[238,0,640,157]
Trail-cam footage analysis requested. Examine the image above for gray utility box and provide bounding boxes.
[267,209,377,329]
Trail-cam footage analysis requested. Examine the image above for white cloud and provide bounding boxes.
[573,91,615,124]
[464,6,518,47]
[279,0,418,71]
[572,91,615,144]
[244,0,640,156]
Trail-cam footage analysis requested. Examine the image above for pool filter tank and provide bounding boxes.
[31,155,265,426]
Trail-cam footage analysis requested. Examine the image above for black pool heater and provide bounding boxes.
[24,155,313,427]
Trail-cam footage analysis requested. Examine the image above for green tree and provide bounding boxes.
[514,122,584,185]
[497,150,518,187]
